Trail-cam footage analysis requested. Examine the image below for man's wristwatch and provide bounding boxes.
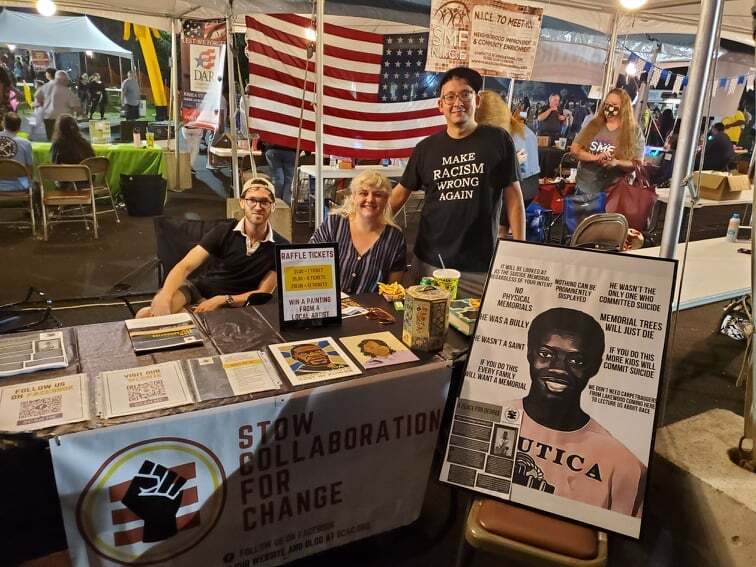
[224,294,235,307]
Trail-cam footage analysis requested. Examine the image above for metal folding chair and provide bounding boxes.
[569,213,628,251]
[81,156,119,223]
[37,164,98,241]
[0,159,36,236]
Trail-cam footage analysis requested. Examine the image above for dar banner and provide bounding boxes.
[51,363,450,566]
[440,241,676,538]
[426,0,543,79]
[425,0,543,81]
[181,20,227,127]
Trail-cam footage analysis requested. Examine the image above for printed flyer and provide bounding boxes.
[426,0,543,79]
[276,245,340,326]
[440,241,676,538]
[0,374,89,432]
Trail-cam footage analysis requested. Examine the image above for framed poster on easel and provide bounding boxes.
[439,240,677,538]
[275,243,342,329]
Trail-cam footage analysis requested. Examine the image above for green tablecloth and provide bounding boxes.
[31,143,167,196]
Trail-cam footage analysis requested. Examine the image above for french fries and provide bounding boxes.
[378,282,405,301]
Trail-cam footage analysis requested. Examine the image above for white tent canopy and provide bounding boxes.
[2,1,752,47]
[0,9,131,57]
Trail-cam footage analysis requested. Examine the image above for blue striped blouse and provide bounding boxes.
[309,214,407,294]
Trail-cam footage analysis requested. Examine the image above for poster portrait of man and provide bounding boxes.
[289,343,347,375]
[509,307,646,517]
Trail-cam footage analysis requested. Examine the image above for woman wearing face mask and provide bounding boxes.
[570,88,644,194]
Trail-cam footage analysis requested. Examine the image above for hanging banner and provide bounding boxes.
[439,241,676,538]
[30,49,53,71]
[181,20,227,128]
[426,0,543,79]
[51,363,451,566]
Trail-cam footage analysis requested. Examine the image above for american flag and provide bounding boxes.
[245,14,446,159]
[196,49,216,70]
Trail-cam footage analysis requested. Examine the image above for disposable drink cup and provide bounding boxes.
[432,268,461,300]
[146,131,155,148]
[133,132,141,147]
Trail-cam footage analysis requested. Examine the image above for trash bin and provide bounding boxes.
[121,174,166,216]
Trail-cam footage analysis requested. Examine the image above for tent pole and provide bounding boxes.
[118,57,123,84]
[315,0,325,226]
[171,19,180,189]
[226,9,240,200]
[507,78,515,108]
[659,0,723,260]
[601,12,619,100]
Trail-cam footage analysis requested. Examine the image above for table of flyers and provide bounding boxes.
[0,295,454,567]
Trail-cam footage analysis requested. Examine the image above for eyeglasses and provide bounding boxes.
[440,90,475,104]
[365,307,396,325]
[243,197,273,207]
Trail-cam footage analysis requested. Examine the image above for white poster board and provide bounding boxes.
[276,244,341,327]
[427,0,543,79]
[440,241,676,538]
[51,362,450,566]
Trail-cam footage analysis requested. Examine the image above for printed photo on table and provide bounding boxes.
[339,332,419,369]
[268,337,361,386]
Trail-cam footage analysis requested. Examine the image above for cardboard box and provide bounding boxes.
[693,171,750,201]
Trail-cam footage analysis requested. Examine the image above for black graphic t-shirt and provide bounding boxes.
[400,125,519,272]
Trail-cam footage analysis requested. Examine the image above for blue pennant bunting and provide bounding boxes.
[737,75,745,85]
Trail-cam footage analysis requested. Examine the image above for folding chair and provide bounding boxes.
[569,213,628,251]
[0,159,36,236]
[81,156,120,222]
[37,164,98,241]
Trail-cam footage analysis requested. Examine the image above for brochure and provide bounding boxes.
[0,331,68,377]
[187,351,282,401]
[125,313,203,353]
[99,361,194,418]
[0,373,90,432]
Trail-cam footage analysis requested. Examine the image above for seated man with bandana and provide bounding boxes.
[137,178,288,317]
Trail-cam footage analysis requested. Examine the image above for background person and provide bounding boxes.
[264,143,297,205]
[136,178,286,317]
[50,114,94,165]
[38,70,81,121]
[0,112,32,192]
[701,122,734,171]
[120,70,141,120]
[87,73,106,120]
[310,169,406,294]
[570,88,644,194]
[390,66,523,297]
[537,93,565,139]
[476,91,540,206]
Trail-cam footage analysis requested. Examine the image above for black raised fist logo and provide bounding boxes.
[121,460,188,542]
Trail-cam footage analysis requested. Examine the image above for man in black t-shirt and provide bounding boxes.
[137,178,287,318]
[390,66,523,296]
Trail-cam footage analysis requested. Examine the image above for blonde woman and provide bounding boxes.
[570,88,644,194]
[310,169,406,294]
[476,90,540,204]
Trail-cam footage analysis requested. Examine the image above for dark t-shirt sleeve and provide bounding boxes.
[399,141,424,191]
[198,222,231,256]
